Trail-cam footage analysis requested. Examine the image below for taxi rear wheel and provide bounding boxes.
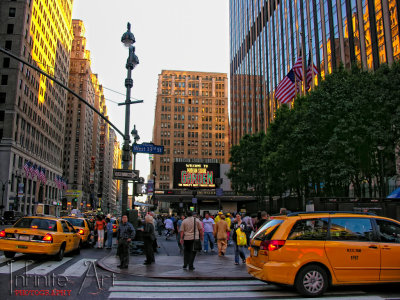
[295,264,328,297]
[55,244,65,261]
[4,251,16,259]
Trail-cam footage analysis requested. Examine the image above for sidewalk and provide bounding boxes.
[97,236,253,280]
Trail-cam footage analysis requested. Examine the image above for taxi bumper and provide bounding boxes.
[0,240,61,255]
[246,259,297,285]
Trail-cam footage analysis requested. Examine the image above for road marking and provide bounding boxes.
[109,285,274,292]
[0,260,35,274]
[113,280,263,287]
[25,257,72,275]
[59,258,97,277]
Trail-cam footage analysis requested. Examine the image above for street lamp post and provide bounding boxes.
[0,179,10,215]
[121,23,139,216]
[152,170,157,209]
[131,125,140,208]
[377,146,385,198]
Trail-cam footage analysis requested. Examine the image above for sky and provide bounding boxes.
[72,0,230,181]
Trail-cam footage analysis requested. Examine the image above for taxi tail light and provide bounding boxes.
[42,234,53,243]
[0,230,5,238]
[78,229,84,235]
[260,240,286,251]
[113,225,117,229]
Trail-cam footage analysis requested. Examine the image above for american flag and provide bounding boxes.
[39,167,45,183]
[55,175,61,189]
[41,168,47,184]
[34,165,40,178]
[62,178,67,190]
[275,69,296,104]
[306,54,319,90]
[29,163,35,178]
[293,56,303,80]
[23,161,31,177]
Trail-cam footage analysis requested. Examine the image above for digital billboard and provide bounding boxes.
[173,163,220,189]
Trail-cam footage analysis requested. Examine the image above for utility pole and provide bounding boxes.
[120,23,141,216]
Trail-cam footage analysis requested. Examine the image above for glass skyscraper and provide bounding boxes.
[230,0,400,145]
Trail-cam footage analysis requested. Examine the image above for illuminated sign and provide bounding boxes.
[173,163,220,189]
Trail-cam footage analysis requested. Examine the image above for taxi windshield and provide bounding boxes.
[253,219,283,240]
[63,218,85,227]
[14,218,58,231]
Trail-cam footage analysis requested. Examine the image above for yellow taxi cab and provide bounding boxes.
[247,211,400,297]
[0,216,82,261]
[111,218,119,236]
[61,216,92,246]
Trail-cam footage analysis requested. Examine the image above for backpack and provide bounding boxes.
[236,228,247,246]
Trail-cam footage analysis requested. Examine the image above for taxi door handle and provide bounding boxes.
[369,245,378,249]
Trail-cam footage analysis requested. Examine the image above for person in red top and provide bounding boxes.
[95,215,106,249]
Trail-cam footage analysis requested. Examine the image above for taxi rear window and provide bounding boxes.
[63,218,85,227]
[253,219,283,240]
[14,218,58,231]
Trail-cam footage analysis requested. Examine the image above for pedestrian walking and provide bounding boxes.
[225,213,232,243]
[214,214,229,256]
[231,214,247,265]
[142,214,156,265]
[179,211,203,270]
[214,211,223,223]
[105,217,113,249]
[176,215,185,254]
[95,215,106,249]
[164,216,174,239]
[256,211,269,231]
[116,215,135,269]
[202,213,215,253]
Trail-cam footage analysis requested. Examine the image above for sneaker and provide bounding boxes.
[211,248,215,252]
[234,262,239,265]
[203,250,207,253]
[242,259,246,264]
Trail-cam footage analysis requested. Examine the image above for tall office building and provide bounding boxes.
[64,20,96,209]
[0,0,73,214]
[152,70,229,191]
[230,0,400,146]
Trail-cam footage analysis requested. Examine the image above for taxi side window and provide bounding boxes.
[330,218,373,241]
[61,221,70,233]
[376,219,400,243]
[287,218,329,240]
[66,221,75,233]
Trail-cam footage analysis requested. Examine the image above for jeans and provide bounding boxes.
[234,243,246,263]
[183,240,197,268]
[203,232,214,251]
[106,231,113,248]
[97,230,104,248]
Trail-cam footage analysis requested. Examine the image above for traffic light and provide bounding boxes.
[73,198,77,202]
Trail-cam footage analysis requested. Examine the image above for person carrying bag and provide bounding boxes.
[180,211,203,270]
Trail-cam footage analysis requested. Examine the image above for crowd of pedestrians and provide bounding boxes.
[149,210,273,270]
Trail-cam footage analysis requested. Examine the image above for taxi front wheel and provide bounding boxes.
[295,264,328,297]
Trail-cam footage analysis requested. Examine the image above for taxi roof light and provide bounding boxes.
[42,233,53,243]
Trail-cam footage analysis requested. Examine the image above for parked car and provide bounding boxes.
[246,211,400,297]
[3,211,23,225]
[0,216,82,260]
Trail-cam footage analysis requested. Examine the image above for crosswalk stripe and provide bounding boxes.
[0,254,22,264]
[109,285,276,293]
[113,280,263,287]
[0,260,35,274]
[108,291,299,299]
[25,257,72,275]
[59,258,97,277]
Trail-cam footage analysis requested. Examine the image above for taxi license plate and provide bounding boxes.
[19,235,30,241]
[253,249,258,257]
[17,245,28,249]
